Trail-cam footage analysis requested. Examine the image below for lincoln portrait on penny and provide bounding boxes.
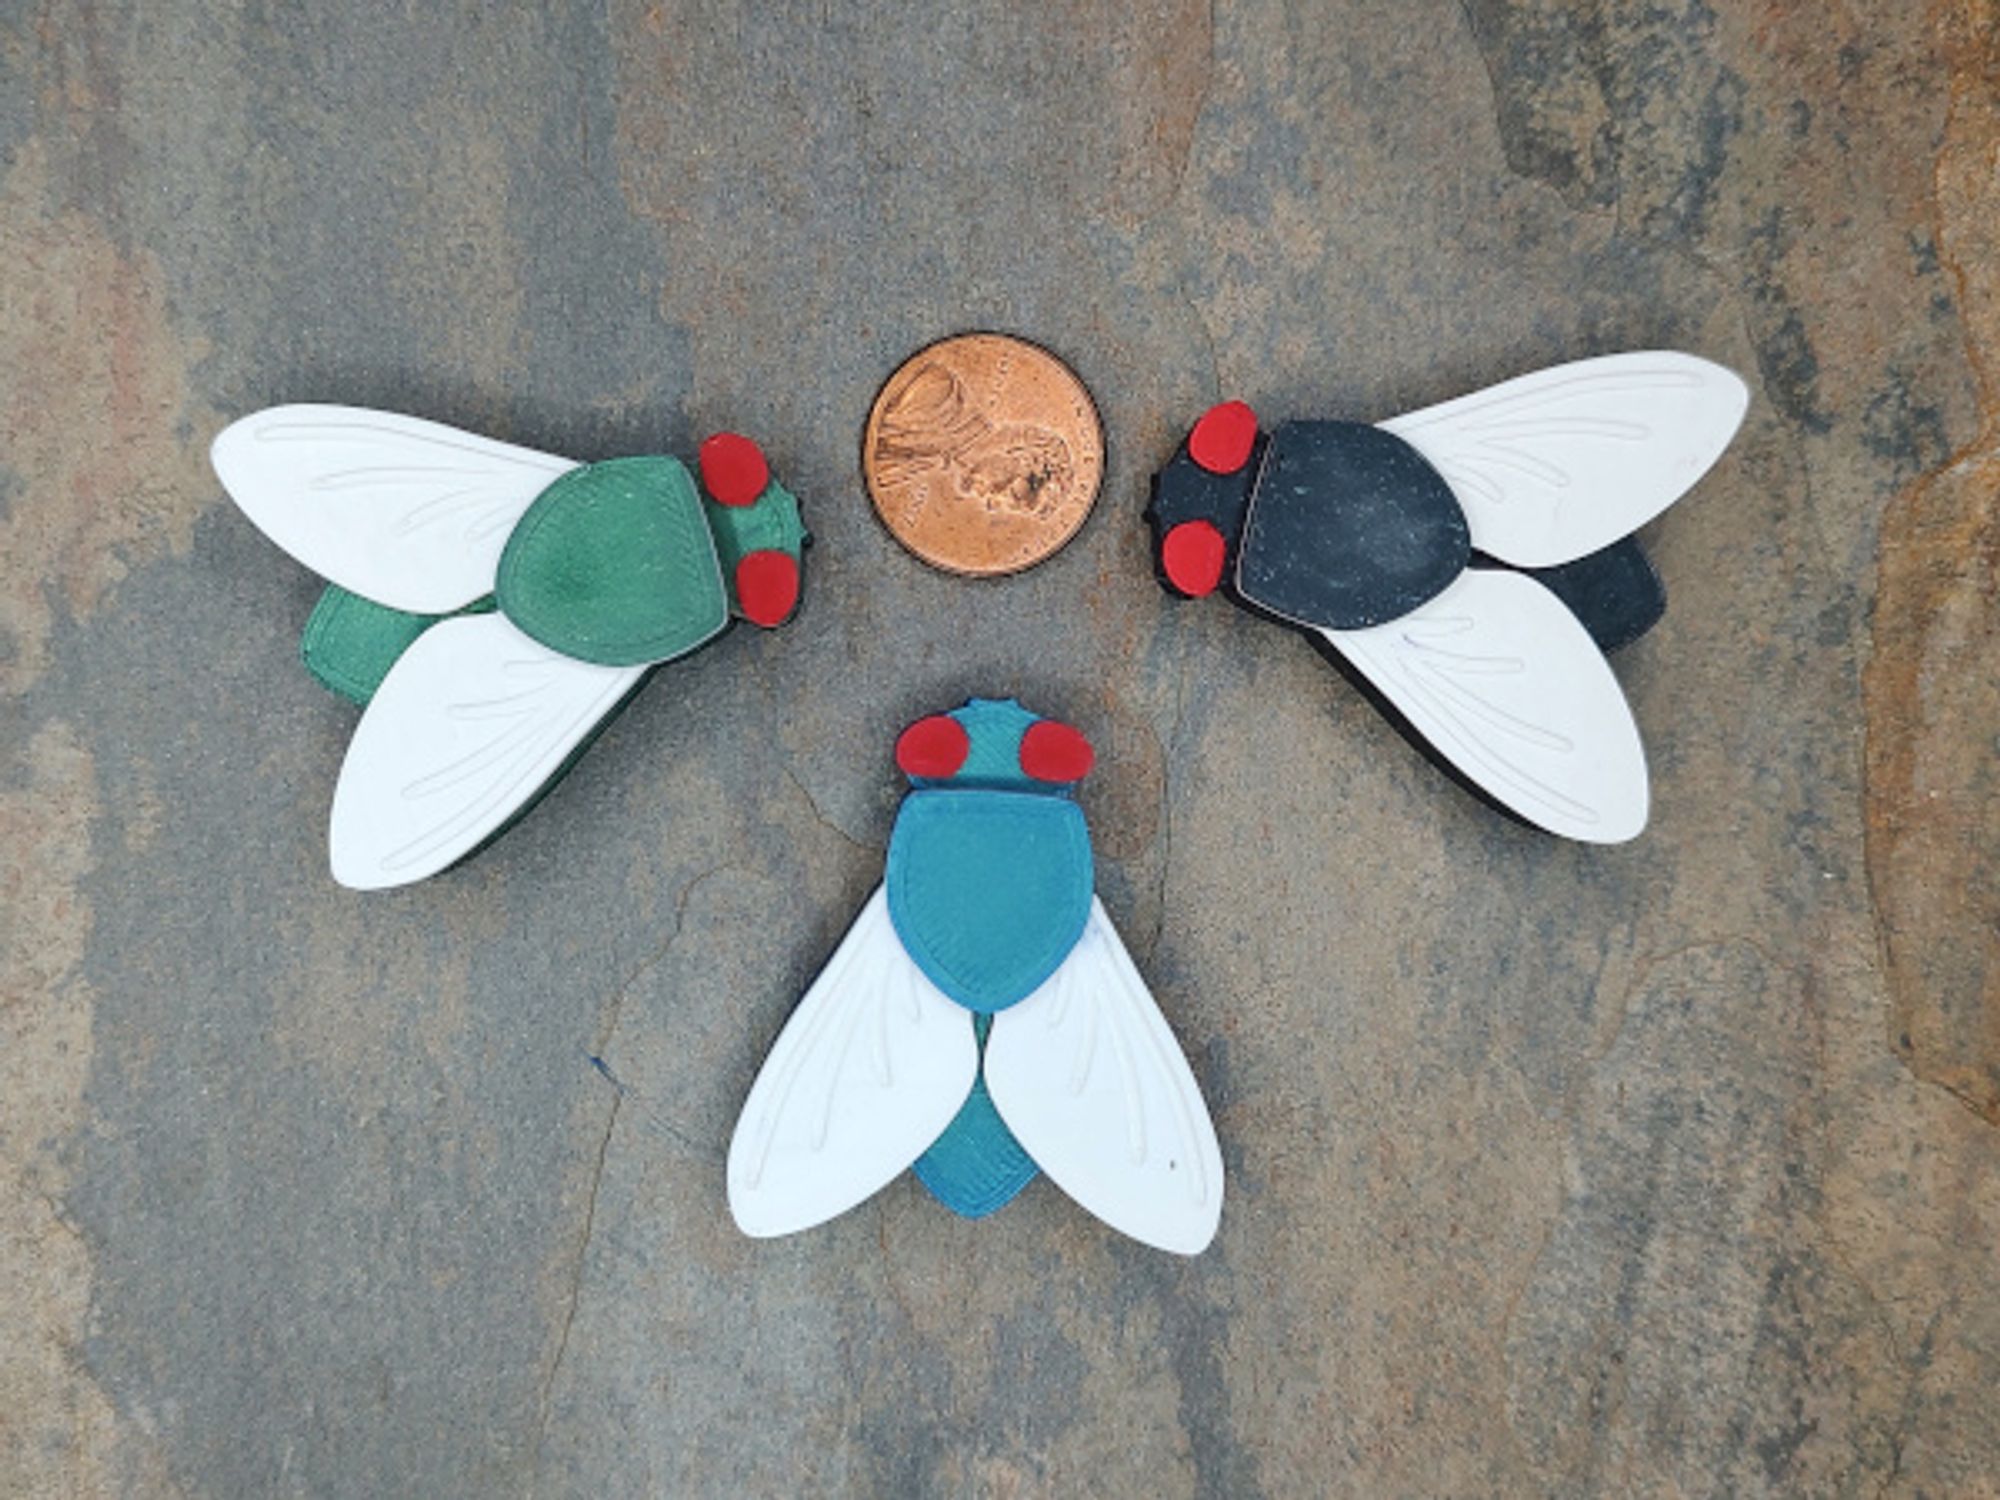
[871,361,1077,517]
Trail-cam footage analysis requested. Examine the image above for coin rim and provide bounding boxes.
[859,330,1106,579]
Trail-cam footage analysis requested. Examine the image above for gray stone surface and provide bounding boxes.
[3,2,1997,1496]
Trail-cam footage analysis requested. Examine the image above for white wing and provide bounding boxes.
[1379,351,1748,567]
[985,899,1223,1255]
[1323,567,1648,843]
[728,886,980,1238]
[327,612,644,889]
[211,404,578,612]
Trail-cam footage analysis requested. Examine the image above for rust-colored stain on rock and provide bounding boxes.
[0,141,216,698]
[1865,1,2000,1122]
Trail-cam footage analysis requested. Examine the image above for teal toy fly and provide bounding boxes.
[728,699,1225,1254]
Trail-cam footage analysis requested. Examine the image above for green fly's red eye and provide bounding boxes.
[895,715,970,777]
[699,432,770,507]
[1160,519,1226,597]
[1019,720,1094,782]
[1187,400,1257,474]
[734,550,798,627]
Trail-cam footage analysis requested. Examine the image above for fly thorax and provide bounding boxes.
[1234,420,1470,631]
[884,788,1095,1014]
[493,456,730,666]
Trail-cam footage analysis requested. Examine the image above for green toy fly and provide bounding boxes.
[212,406,807,889]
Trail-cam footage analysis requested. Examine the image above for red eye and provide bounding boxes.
[1159,520,1226,597]
[734,550,798,627]
[1187,400,1258,474]
[699,432,770,507]
[1019,720,1094,782]
[895,715,970,777]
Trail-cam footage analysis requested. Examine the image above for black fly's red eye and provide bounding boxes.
[1019,720,1094,782]
[1187,400,1258,474]
[895,715,970,777]
[1160,520,1226,597]
[699,432,770,507]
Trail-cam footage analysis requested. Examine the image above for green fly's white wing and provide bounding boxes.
[1378,352,1748,567]
[728,886,981,1238]
[211,404,577,613]
[985,898,1223,1255]
[328,612,644,890]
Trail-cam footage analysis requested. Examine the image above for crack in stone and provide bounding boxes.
[1161,0,1225,402]
[1164,0,1217,214]
[528,856,743,1488]
[584,1055,712,1158]
[1182,287,1226,406]
[784,767,875,856]
[529,1088,619,1497]
[1900,1064,2000,1127]
[1869,1305,1944,1500]
[588,859,742,1058]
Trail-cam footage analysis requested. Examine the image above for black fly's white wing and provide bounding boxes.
[328,612,644,889]
[985,899,1223,1255]
[728,887,980,1239]
[1379,352,1747,567]
[211,405,577,613]
[1322,568,1648,843]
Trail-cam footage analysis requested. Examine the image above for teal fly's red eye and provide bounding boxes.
[895,715,970,777]
[1019,720,1094,782]
[699,432,770,507]
[1160,520,1226,597]
[1187,400,1257,474]
[734,550,798,627]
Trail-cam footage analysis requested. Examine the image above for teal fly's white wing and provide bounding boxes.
[728,886,980,1238]
[985,898,1223,1255]
[328,612,644,890]
[1379,352,1747,567]
[211,404,577,613]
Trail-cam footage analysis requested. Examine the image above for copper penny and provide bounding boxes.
[862,333,1104,576]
